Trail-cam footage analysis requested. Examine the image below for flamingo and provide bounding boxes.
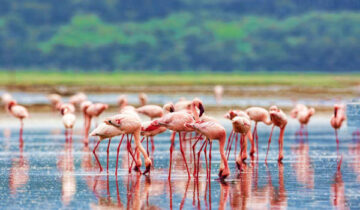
[105,114,152,174]
[138,93,148,106]
[2,92,13,106]
[136,104,164,120]
[118,95,136,113]
[231,116,252,167]
[291,104,315,137]
[48,93,62,111]
[184,121,230,179]
[265,106,287,163]
[57,103,75,114]
[224,110,253,160]
[139,103,175,157]
[151,98,205,180]
[214,85,224,105]
[61,106,76,142]
[7,100,29,145]
[245,107,272,157]
[69,92,87,107]
[330,104,346,151]
[81,101,109,144]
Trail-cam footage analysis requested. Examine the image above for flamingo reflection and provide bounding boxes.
[331,161,348,209]
[9,143,29,195]
[291,142,314,189]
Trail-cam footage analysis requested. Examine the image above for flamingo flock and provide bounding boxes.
[1,90,348,181]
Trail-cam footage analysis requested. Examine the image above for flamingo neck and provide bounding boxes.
[191,104,199,122]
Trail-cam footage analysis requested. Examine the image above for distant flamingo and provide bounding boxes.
[136,104,164,120]
[106,114,152,174]
[138,93,148,106]
[291,104,315,137]
[330,104,346,152]
[2,92,13,110]
[81,101,109,144]
[118,95,136,113]
[214,85,224,104]
[61,106,76,142]
[265,106,287,163]
[57,103,75,113]
[48,93,62,111]
[185,121,230,179]
[231,116,252,167]
[69,92,87,107]
[245,107,272,157]
[8,100,29,145]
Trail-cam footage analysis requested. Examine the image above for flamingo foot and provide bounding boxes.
[143,165,151,175]
[278,155,284,162]
[220,168,230,179]
[133,165,140,172]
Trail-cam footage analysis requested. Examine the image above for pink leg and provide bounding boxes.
[197,140,208,179]
[115,135,125,176]
[151,136,155,155]
[93,140,103,172]
[179,132,191,179]
[168,132,176,180]
[209,141,212,180]
[192,135,202,176]
[265,125,275,163]
[19,119,24,147]
[106,138,112,172]
[225,130,233,156]
[226,131,236,160]
[204,141,208,179]
[126,135,138,173]
[146,136,149,156]
[335,129,340,157]
[252,123,258,156]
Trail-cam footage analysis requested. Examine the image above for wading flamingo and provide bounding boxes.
[291,104,315,137]
[245,107,272,156]
[185,121,230,179]
[48,93,62,111]
[330,104,346,151]
[8,100,29,145]
[106,114,152,174]
[61,106,76,142]
[231,116,252,168]
[69,92,87,107]
[136,104,164,120]
[81,101,109,144]
[214,85,224,105]
[265,106,287,163]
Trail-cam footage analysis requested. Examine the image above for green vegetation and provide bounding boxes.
[1,71,359,88]
[0,0,359,71]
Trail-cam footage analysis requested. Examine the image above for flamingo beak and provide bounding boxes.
[170,106,175,113]
[334,107,338,118]
[199,103,205,117]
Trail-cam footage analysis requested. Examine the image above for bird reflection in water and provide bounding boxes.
[9,141,29,195]
[348,135,360,182]
[331,160,348,209]
[291,141,314,189]
[57,138,76,205]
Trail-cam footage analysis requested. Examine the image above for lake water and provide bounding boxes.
[0,116,359,209]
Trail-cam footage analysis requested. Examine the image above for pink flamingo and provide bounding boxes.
[265,106,287,163]
[69,92,87,107]
[330,104,346,150]
[151,98,205,180]
[224,110,253,160]
[245,107,272,156]
[291,104,315,137]
[136,104,164,120]
[138,93,148,106]
[2,93,13,113]
[185,121,230,179]
[8,100,29,145]
[81,101,109,144]
[106,114,152,174]
[57,103,75,114]
[214,85,224,105]
[139,103,175,157]
[61,106,76,142]
[48,93,62,111]
[231,116,252,168]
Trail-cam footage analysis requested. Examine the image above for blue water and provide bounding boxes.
[0,120,359,209]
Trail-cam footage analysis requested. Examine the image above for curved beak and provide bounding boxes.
[198,103,205,117]
[334,107,338,117]
[170,105,175,113]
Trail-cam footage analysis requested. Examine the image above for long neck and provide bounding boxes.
[191,104,199,121]
[264,116,272,125]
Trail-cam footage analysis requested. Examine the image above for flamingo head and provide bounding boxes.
[163,103,175,113]
[117,95,128,107]
[334,105,339,117]
[104,116,122,127]
[60,107,68,115]
[192,98,205,117]
[269,105,279,112]
[7,100,17,111]
[80,100,92,113]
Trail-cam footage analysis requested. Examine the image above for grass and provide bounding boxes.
[0,70,359,88]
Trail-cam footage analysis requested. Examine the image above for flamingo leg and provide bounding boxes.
[115,135,125,176]
[151,136,155,155]
[225,131,233,160]
[192,135,202,176]
[252,123,257,156]
[126,134,138,173]
[19,119,24,147]
[106,138,112,172]
[209,140,212,180]
[204,141,208,180]
[226,131,236,160]
[146,136,149,156]
[234,133,238,161]
[335,129,340,157]
[197,140,208,179]
[265,125,275,163]
[168,132,176,180]
[179,132,191,179]
[93,139,103,172]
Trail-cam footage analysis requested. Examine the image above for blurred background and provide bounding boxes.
[0,0,359,72]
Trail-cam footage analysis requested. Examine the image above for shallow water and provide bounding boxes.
[0,118,360,209]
